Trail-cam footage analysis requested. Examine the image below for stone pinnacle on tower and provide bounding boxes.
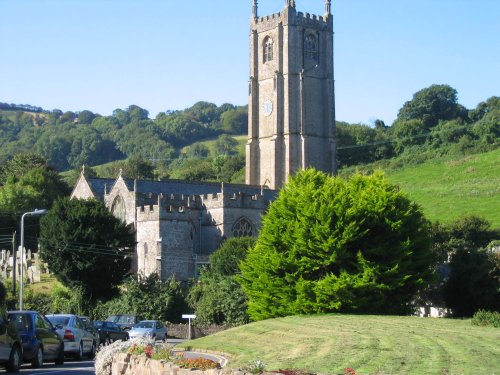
[325,0,331,15]
[286,0,296,8]
[253,0,258,19]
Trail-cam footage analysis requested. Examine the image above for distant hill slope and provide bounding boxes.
[387,148,500,228]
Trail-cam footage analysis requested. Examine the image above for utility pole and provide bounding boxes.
[12,231,16,295]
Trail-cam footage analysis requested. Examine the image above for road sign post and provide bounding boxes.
[182,314,196,340]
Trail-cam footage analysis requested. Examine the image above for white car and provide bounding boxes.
[128,320,167,341]
[46,314,96,360]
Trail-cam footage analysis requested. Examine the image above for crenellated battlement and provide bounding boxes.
[252,8,330,31]
[136,190,271,221]
[137,192,202,209]
[202,191,270,210]
[296,12,327,27]
[136,203,194,222]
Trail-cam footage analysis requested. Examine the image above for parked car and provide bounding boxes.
[78,316,99,351]
[128,320,167,341]
[0,313,22,373]
[105,314,143,331]
[45,314,95,360]
[94,321,129,345]
[7,310,64,368]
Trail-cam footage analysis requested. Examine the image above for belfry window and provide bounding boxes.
[304,33,318,61]
[233,218,254,237]
[263,37,273,63]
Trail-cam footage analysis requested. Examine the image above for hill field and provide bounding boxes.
[386,148,500,228]
[183,314,499,374]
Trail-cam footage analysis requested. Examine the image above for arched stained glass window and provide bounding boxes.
[233,218,254,237]
[111,195,126,223]
[263,36,274,63]
[304,33,318,61]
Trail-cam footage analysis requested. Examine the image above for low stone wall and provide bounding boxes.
[111,353,249,375]
[166,323,228,339]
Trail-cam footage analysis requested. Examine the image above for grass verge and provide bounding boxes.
[182,314,499,374]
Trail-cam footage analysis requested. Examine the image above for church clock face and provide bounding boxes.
[262,99,273,116]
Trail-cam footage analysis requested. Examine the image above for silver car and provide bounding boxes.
[46,314,96,360]
[128,320,167,341]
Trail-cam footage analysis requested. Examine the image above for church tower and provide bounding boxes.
[246,0,336,189]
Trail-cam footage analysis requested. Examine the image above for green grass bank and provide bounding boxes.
[183,314,500,374]
[386,148,500,228]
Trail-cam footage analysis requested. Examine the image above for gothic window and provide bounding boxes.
[111,195,126,223]
[304,33,318,61]
[233,218,254,237]
[263,37,273,63]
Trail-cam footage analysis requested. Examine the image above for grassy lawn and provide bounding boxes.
[182,314,499,374]
[387,149,500,228]
[27,274,59,294]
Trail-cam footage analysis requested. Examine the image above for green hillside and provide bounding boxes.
[386,148,500,228]
[180,134,246,156]
[183,314,499,374]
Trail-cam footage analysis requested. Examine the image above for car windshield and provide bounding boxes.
[47,316,70,327]
[8,313,32,333]
[105,315,119,323]
[135,321,154,329]
[106,315,134,323]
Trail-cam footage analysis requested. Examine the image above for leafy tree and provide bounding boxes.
[187,143,210,158]
[239,169,434,320]
[121,155,155,180]
[39,198,135,302]
[188,237,255,325]
[221,106,248,134]
[429,215,500,316]
[0,152,50,184]
[118,274,187,323]
[169,158,215,181]
[213,134,238,156]
[77,110,97,125]
[188,271,249,325]
[0,168,67,213]
[210,237,256,276]
[392,119,427,153]
[396,84,468,129]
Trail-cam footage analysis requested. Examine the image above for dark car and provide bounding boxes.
[7,311,64,368]
[94,321,129,345]
[105,314,143,331]
[0,314,23,373]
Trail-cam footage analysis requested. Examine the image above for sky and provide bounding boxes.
[0,0,499,125]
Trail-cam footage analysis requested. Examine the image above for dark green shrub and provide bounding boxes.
[471,310,500,328]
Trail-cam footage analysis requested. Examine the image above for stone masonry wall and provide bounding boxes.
[111,353,253,375]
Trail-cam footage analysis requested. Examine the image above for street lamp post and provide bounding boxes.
[19,209,47,311]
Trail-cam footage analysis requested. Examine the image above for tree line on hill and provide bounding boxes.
[0,101,248,183]
[0,84,498,183]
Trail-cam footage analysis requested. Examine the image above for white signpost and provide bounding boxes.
[182,314,196,340]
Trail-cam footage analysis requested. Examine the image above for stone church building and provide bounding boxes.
[71,1,336,281]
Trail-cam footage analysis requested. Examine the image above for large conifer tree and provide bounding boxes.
[239,169,434,320]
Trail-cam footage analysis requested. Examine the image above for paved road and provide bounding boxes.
[16,359,94,374]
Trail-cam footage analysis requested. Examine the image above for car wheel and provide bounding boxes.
[54,343,64,365]
[6,344,21,373]
[88,341,96,359]
[74,341,83,361]
[31,346,43,368]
